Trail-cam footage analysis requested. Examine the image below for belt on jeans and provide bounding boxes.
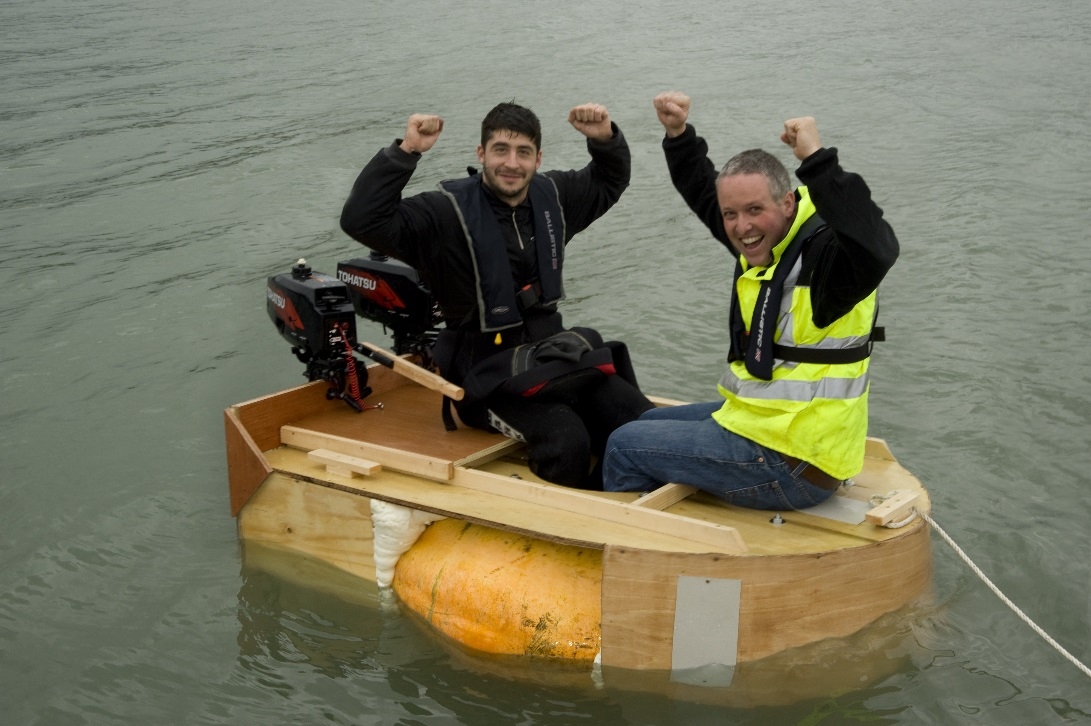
[781,455,843,492]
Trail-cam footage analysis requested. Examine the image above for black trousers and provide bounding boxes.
[472,372,654,490]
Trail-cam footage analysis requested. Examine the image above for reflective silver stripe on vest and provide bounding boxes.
[718,367,870,402]
[772,257,874,350]
[774,258,802,344]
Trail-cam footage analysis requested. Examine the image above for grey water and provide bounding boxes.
[2,0,1090,722]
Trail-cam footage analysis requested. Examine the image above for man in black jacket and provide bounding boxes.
[340,102,652,489]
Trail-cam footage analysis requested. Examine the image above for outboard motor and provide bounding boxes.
[267,258,371,409]
[336,252,443,368]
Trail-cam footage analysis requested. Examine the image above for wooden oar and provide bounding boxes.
[355,341,465,401]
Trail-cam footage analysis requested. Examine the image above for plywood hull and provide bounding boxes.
[226,363,932,671]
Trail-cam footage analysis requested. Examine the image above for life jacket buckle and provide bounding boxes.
[515,282,542,312]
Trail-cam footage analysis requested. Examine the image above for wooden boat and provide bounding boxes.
[225,355,932,678]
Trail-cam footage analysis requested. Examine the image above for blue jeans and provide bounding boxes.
[602,402,836,511]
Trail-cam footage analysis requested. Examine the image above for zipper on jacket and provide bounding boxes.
[512,210,525,250]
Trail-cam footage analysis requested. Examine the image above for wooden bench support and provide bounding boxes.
[630,483,698,511]
[453,438,523,469]
[282,425,454,481]
[307,449,382,478]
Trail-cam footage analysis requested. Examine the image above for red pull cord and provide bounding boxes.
[338,323,364,409]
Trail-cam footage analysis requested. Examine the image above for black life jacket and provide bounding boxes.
[437,174,565,332]
[432,174,635,430]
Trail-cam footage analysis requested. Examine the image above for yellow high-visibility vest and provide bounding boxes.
[712,188,878,480]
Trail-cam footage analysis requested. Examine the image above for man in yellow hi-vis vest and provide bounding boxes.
[603,92,899,510]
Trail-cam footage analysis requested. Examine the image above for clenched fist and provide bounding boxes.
[653,92,690,138]
[400,114,444,154]
[780,117,822,161]
[568,103,613,141]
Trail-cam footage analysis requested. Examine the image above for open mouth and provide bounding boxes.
[740,234,763,251]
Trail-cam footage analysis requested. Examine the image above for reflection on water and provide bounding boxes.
[232,507,1091,723]
[235,543,627,723]
[236,542,945,723]
[238,542,1091,723]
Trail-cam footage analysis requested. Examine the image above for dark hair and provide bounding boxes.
[717,149,792,200]
[481,102,542,151]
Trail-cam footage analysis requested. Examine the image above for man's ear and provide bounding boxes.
[476,144,485,164]
[782,191,796,218]
[535,150,542,171]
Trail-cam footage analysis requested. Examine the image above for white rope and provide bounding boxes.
[883,510,918,529]
[918,509,1091,681]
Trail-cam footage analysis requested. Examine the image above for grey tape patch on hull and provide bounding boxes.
[670,575,740,687]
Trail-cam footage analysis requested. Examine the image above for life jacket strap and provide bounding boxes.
[750,325,885,366]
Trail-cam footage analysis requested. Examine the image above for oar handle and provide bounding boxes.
[355,341,465,401]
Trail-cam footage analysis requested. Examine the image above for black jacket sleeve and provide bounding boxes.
[544,122,631,242]
[338,142,452,273]
[661,124,736,254]
[797,147,899,328]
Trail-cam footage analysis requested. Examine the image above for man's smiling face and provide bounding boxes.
[477,129,542,206]
[716,172,796,267]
